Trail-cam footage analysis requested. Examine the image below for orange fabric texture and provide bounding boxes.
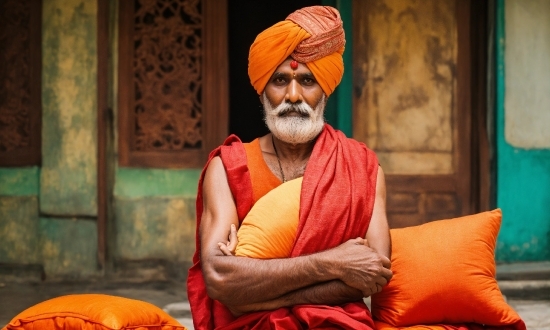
[235,177,302,259]
[371,209,526,330]
[3,294,186,330]
[248,6,345,96]
[243,138,281,204]
[374,320,515,330]
[374,321,460,330]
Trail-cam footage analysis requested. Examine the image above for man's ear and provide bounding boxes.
[259,94,264,105]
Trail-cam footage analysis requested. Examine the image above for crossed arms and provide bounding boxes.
[199,156,393,315]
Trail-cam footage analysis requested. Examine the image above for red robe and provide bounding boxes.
[187,124,379,329]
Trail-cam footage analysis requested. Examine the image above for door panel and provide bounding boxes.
[353,0,484,228]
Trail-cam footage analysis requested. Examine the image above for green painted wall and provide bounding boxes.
[0,167,40,196]
[39,217,99,278]
[113,168,199,264]
[322,0,353,136]
[114,168,200,198]
[115,196,196,262]
[0,196,39,264]
[495,0,550,262]
[40,0,98,216]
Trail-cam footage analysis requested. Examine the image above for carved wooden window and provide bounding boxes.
[0,0,42,166]
[118,0,228,168]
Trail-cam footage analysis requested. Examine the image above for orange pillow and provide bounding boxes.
[3,294,186,330]
[235,177,302,259]
[374,320,451,330]
[371,209,525,329]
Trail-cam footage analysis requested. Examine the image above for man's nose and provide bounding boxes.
[286,79,303,104]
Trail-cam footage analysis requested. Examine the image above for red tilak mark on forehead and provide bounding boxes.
[290,60,298,70]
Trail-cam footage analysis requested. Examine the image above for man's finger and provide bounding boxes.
[218,242,233,256]
[380,267,393,281]
[381,255,392,269]
[227,224,239,250]
[375,275,388,287]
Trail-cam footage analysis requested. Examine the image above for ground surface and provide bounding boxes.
[1,262,549,329]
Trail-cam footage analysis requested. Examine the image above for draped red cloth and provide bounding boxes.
[187,124,379,330]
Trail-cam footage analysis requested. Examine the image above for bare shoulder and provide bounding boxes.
[204,156,224,181]
[376,165,386,192]
[202,155,234,215]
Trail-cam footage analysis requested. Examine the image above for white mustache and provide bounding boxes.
[276,104,311,117]
[264,97,315,118]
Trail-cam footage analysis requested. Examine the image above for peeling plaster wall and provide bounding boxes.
[0,196,40,264]
[39,217,98,278]
[0,169,41,266]
[36,0,99,278]
[114,195,196,263]
[113,169,199,267]
[496,0,550,262]
[40,0,98,216]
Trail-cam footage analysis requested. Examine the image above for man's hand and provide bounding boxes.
[323,237,392,297]
[218,224,238,256]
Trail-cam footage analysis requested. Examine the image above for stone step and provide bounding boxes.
[497,261,550,281]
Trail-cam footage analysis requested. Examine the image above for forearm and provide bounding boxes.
[229,280,363,315]
[203,252,337,306]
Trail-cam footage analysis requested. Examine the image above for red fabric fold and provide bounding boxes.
[187,134,254,330]
[187,125,379,329]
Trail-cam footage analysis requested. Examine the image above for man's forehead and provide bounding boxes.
[273,59,312,75]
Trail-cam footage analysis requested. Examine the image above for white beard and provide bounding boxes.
[262,93,326,144]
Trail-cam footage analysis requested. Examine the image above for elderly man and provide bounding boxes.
[187,6,392,329]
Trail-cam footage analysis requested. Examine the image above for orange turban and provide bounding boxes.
[248,6,345,96]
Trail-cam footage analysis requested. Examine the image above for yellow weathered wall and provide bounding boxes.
[41,0,98,216]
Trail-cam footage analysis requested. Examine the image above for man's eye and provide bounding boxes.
[274,77,286,84]
[302,78,315,85]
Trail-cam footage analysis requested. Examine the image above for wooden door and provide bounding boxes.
[353,0,489,228]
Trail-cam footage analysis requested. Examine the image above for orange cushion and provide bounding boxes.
[2,294,186,330]
[371,209,524,328]
[374,320,450,330]
[235,177,302,259]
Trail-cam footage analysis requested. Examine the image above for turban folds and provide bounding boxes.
[248,6,345,96]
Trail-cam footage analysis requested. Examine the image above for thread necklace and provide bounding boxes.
[271,135,286,183]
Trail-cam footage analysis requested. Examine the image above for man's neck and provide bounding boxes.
[263,133,316,162]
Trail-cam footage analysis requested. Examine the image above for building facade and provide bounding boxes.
[0,0,548,280]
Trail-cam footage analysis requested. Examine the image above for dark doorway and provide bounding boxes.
[227,0,320,142]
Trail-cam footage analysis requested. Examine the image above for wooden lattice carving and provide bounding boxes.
[0,1,31,152]
[119,0,228,168]
[0,0,41,166]
[133,0,202,151]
